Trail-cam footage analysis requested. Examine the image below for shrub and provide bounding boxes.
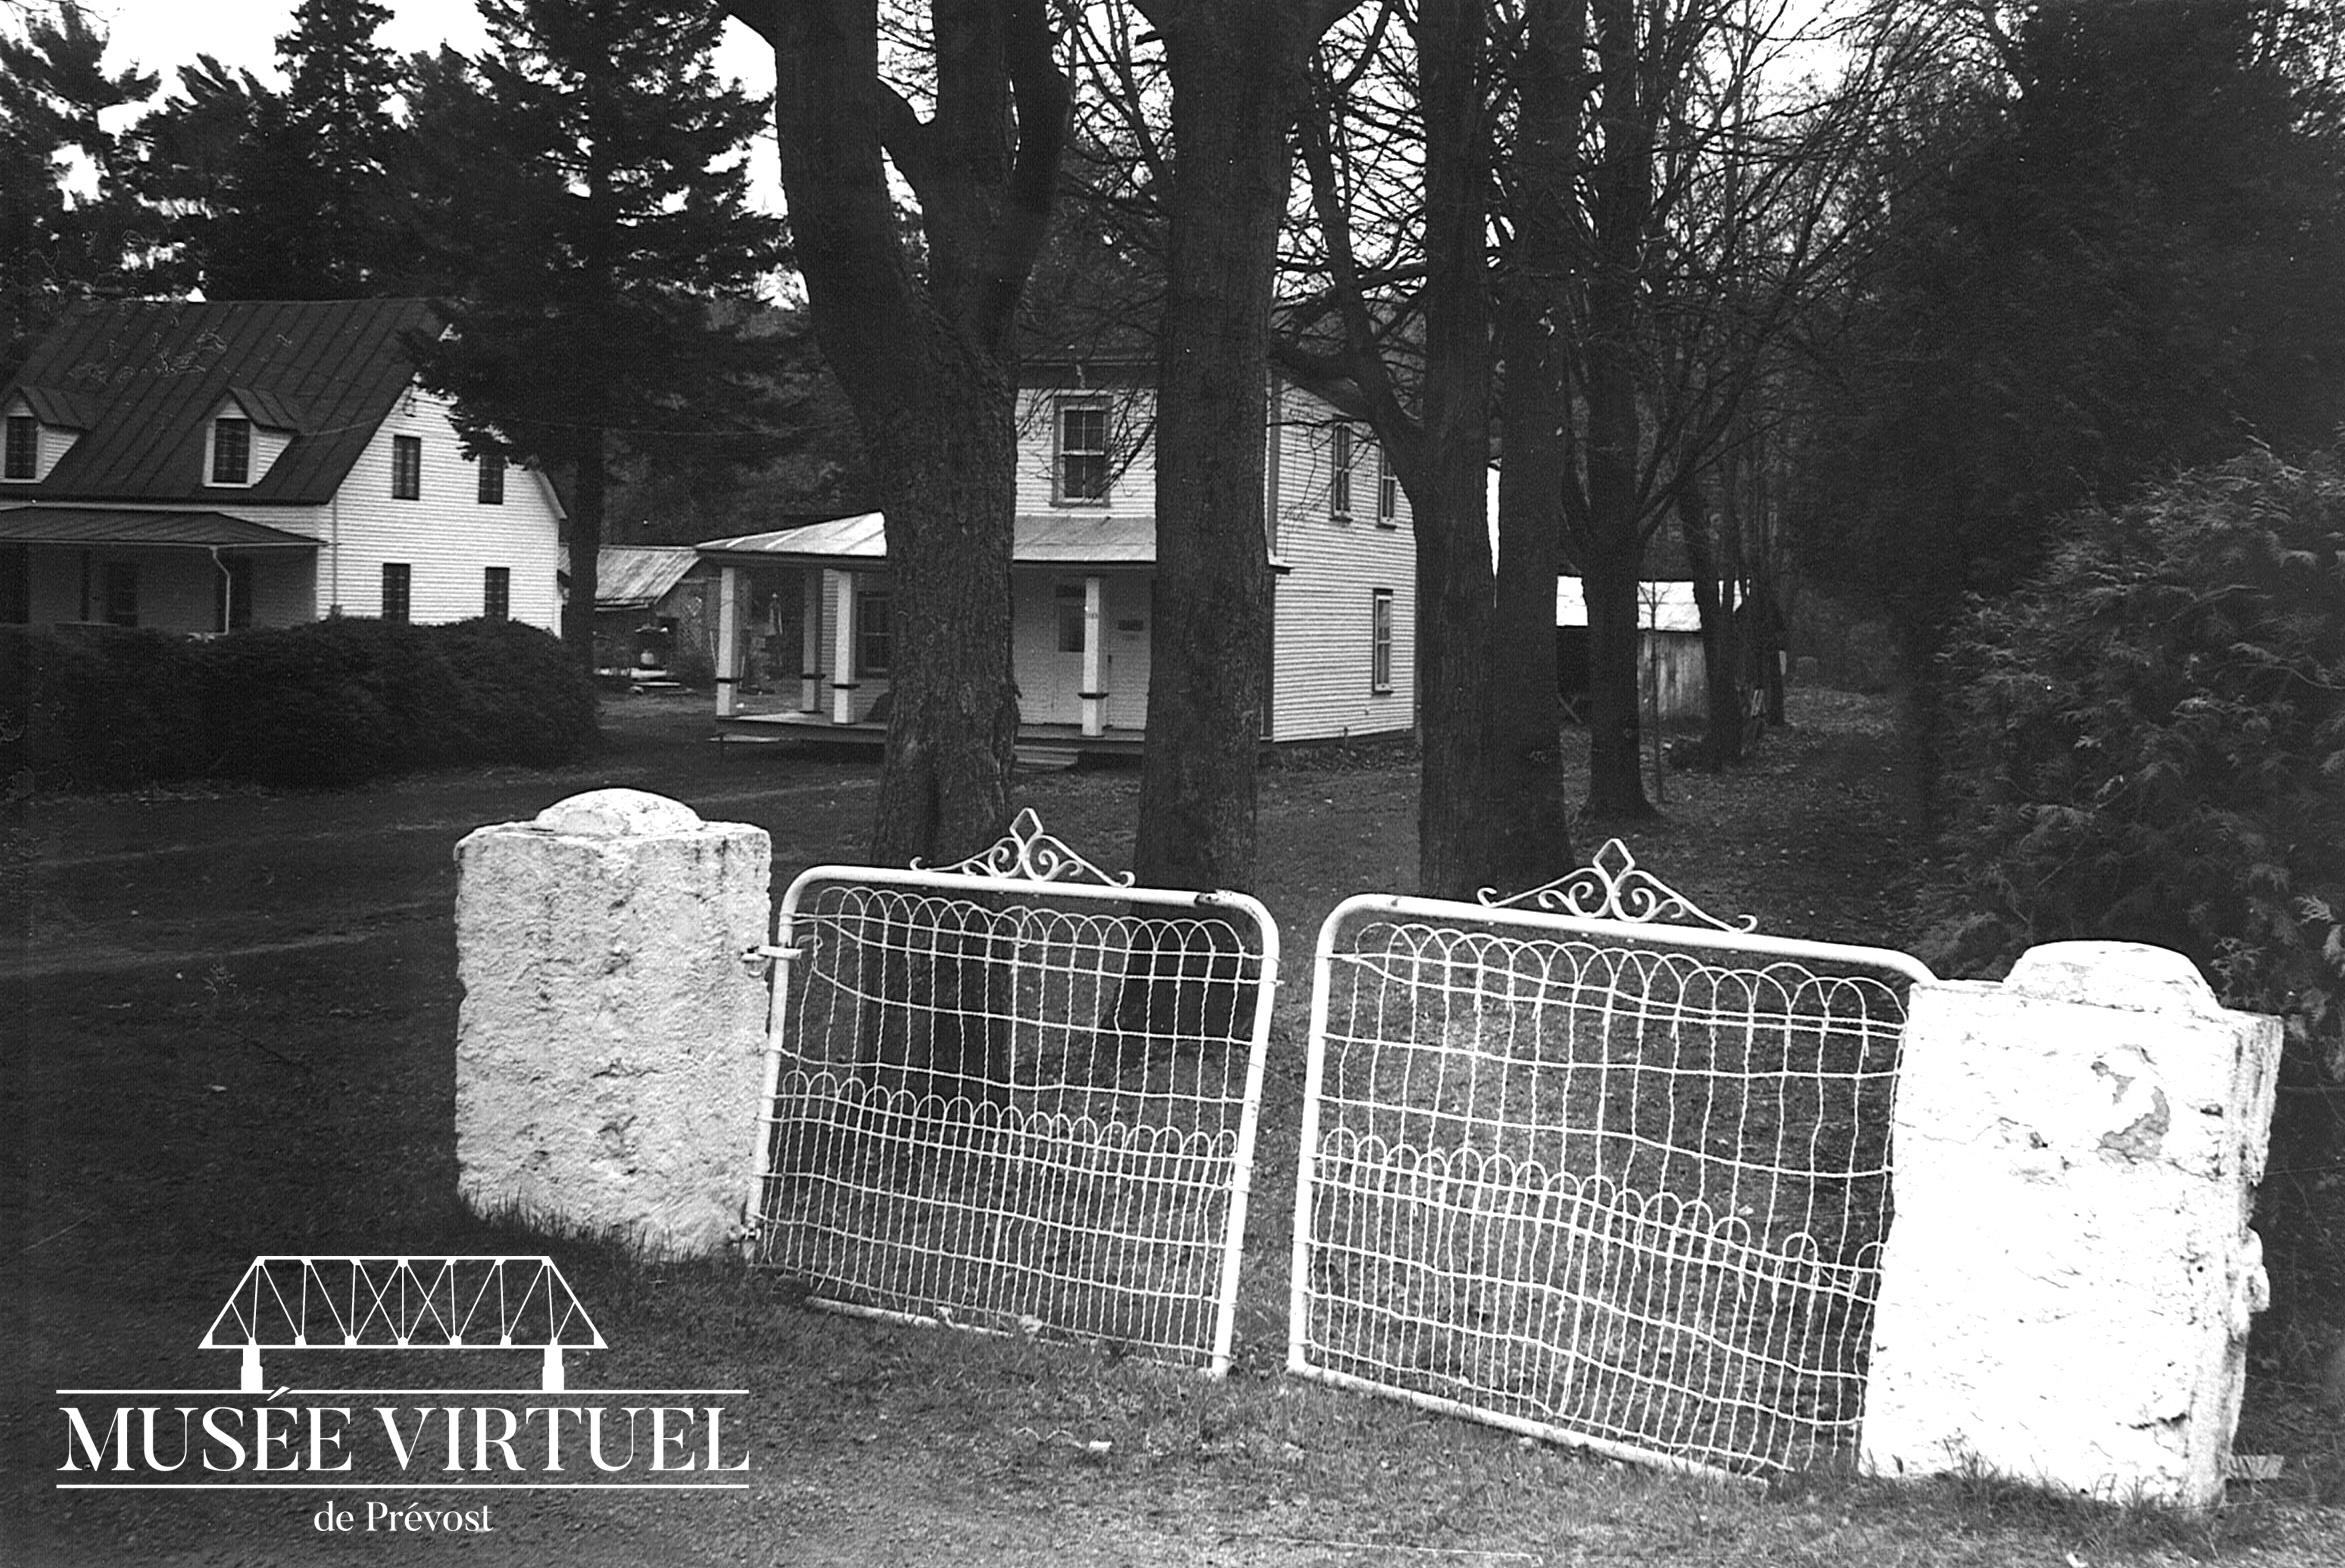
[0,625,211,789]
[1928,445,2345,1346]
[1,618,599,791]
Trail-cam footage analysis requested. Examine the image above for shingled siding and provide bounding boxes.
[1267,391,1416,743]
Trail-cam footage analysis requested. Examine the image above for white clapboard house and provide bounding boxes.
[0,298,562,635]
[696,368,1417,750]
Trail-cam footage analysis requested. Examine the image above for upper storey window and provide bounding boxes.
[392,435,422,500]
[211,417,252,485]
[1330,425,1355,519]
[2,415,34,481]
[1057,402,1108,503]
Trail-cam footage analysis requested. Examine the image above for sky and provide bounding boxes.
[67,0,786,209]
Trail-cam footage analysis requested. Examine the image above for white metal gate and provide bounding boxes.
[746,811,1277,1374]
[1286,843,1932,1477]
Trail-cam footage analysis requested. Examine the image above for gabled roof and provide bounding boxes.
[1,297,438,506]
[11,385,96,428]
[697,512,1157,568]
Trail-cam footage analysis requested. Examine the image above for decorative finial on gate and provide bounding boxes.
[1476,838,1759,932]
[919,808,1136,888]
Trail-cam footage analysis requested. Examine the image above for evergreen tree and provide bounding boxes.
[132,0,408,299]
[409,0,786,664]
[0,3,157,371]
[1797,0,2345,647]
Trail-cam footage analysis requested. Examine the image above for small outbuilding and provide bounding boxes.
[1555,576,1708,723]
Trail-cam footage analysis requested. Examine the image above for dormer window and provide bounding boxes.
[3,416,34,481]
[211,417,252,484]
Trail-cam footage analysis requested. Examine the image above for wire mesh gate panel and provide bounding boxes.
[1286,842,1934,1478]
[747,811,1277,1375]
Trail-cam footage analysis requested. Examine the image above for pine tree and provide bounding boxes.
[133,0,408,299]
[0,4,157,371]
[409,0,786,664]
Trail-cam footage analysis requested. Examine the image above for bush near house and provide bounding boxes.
[0,617,599,790]
[1924,446,2345,1356]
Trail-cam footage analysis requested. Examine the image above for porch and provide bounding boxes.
[697,513,1158,744]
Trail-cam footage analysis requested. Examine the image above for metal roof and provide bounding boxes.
[696,512,1157,568]
[13,384,95,428]
[0,298,438,506]
[1555,576,1703,633]
[594,545,705,608]
[0,506,320,549]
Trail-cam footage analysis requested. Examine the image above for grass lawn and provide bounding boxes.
[5,689,2338,1566]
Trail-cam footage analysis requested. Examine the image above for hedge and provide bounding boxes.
[0,617,600,790]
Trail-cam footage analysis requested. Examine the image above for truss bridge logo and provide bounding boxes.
[57,1254,751,1527]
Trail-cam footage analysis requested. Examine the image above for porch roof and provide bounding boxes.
[0,505,321,550]
[696,512,1156,569]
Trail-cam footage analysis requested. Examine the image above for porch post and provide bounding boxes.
[1080,573,1105,738]
[798,570,822,714]
[714,565,743,718]
[830,569,858,725]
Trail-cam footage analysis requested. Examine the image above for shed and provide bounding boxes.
[1555,576,1708,722]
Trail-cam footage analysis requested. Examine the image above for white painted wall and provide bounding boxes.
[270,386,560,630]
[1268,385,1416,742]
[1008,569,1151,730]
[1013,380,1157,518]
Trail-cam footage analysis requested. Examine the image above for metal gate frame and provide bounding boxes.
[1286,841,1935,1478]
[745,810,1278,1376]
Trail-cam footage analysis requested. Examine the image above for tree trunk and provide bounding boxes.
[1485,0,1582,893]
[1411,0,1497,901]
[1677,476,1747,769]
[1576,0,1655,819]
[563,431,606,667]
[863,358,1023,868]
[1132,3,1330,892]
[738,0,1064,869]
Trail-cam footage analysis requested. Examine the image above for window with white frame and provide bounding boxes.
[1331,425,1355,518]
[4,414,37,480]
[1376,445,1397,526]
[211,416,252,485]
[1057,401,1109,503]
[483,566,510,622]
[477,452,506,505]
[1371,588,1394,694]
[382,562,411,622]
[391,435,421,500]
[856,589,893,675]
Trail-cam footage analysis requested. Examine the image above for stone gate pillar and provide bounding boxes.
[1863,941,2282,1509]
[455,789,772,1258]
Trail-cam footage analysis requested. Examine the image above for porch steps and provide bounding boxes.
[1015,745,1083,771]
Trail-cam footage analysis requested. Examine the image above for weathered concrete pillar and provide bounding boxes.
[455,789,772,1258]
[1863,941,2282,1509]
